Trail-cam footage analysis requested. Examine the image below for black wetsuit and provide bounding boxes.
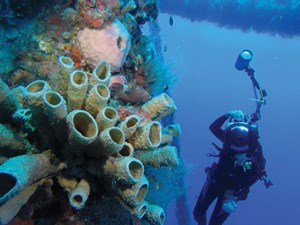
[193,115,267,225]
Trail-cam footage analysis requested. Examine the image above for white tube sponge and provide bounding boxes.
[67,70,89,111]
[113,142,134,158]
[128,121,162,149]
[43,91,68,144]
[43,91,68,124]
[0,178,46,224]
[90,60,111,87]
[85,83,110,117]
[142,93,177,120]
[117,174,149,207]
[51,56,75,98]
[0,151,58,203]
[163,123,181,137]
[96,106,118,133]
[132,201,148,219]
[161,123,181,145]
[119,115,141,139]
[68,179,90,210]
[134,146,179,168]
[25,80,51,107]
[66,110,98,147]
[76,19,131,72]
[96,127,125,156]
[144,202,165,225]
[85,156,144,185]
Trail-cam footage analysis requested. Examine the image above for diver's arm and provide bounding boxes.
[209,114,228,141]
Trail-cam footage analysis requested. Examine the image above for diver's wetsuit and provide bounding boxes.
[193,114,267,225]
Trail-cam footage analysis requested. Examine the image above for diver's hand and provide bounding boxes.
[225,110,245,120]
[261,175,273,188]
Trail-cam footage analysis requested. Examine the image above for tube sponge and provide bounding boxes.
[144,202,165,225]
[119,115,141,139]
[0,178,46,224]
[128,121,161,149]
[114,142,134,158]
[134,145,179,168]
[25,80,51,107]
[0,151,58,203]
[68,179,90,210]
[67,70,89,111]
[94,127,125,156]
[142,93,177,120]
[132,201,147,219]
[66,110,98,147]
[85,156,144,185]
[51,56,74,98]
[43,91,68,144]
[96,106,119,133]
[117,174,149,207]
[161,123,181,145]
[90,60,112,87]
[85,83,110,117]
[103,156,144,185]
[25,80,52,135]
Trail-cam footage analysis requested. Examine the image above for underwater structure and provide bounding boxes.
[160,0,300,37]
[0,1,183,224]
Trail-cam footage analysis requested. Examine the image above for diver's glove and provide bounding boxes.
[261,175,273,188]
[225,110,245,120]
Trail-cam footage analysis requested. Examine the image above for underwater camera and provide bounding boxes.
[235,49,253,71]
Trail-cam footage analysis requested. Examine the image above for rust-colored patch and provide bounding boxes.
[70,46,82,68]
[46,17,62,25]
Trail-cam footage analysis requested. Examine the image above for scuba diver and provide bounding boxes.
[193,50,273,225]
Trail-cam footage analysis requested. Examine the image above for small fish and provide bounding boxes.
[169,15,173,26]
[163,45,167,52]
[156,182,161,190]
[148,174,157,183]
[163,85,169,92]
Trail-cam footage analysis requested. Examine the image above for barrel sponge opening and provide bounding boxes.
[72,194,83,205]
[126,116,139,128]
[119,143,134,157]
[136,183,148,204]
[0,173,16,199]
[128,160,143,181]
[72,71,87,85]
[73,112,97,138]
[59,56,74,67]
[149,122,161,146]
[109,128,124,144]
[26,80,47,94]
[162,93,172,106]
[104,107,118,120]
[44,92,61,106]
[97,84,109,98]
[94,61,110,80]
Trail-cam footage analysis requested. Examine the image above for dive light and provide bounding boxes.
[235,49,253,71]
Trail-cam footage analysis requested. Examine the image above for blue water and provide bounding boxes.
[159,13,300,225]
